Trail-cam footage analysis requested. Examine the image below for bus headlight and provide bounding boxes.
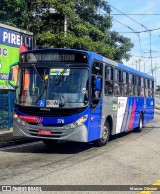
[13,113,18,119]
[66,115,88,129]
[77,115,88,125]
[14,114,26,126]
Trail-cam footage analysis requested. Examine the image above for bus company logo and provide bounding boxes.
[57,119,64,124]
[46,100,59,107]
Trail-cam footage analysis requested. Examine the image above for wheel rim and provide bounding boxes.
[102,126,109,142]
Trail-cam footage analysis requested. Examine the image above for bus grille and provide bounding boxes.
[28,128,72,138]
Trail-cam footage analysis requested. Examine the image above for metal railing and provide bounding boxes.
[0,91,15,130]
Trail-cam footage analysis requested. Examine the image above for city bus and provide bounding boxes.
[11,48,154,146]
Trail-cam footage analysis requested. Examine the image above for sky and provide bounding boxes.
[107,0,160,85]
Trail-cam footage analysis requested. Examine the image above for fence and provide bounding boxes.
[0,91,15,130]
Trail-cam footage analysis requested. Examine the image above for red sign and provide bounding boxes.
[38,130,52,136]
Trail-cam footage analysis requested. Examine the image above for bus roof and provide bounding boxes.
[22,48,154,80]
[118,63,154,79]
[86,50,154,80]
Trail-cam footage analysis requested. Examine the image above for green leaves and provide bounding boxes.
[0,0,133,62]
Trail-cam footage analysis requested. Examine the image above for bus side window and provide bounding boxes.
[137,76,141,96]
[122,71,128,96]
[134,75,138,96]
[114,68,121,96]
[152,80,154,97]
[105,81,113,95]
[147,80,151,97]
[105,65,113,80]
[133,74,136,96]
[142,77,145,96]
[92,61,103,76]
[129,73,134,96]
[139,77,144,97]
[105,66,113,96]
[145,78,148,97]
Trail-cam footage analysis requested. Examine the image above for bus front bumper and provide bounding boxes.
[13,119,88,142]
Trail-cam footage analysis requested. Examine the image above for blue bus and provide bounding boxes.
[11,48,154,146]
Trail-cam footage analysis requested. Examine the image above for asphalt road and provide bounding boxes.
[0,110,160,194]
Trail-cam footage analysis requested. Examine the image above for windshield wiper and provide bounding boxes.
[52,66,69,107]
[32,64,47,105]
[55,65,69,85]
[32,64,44,83]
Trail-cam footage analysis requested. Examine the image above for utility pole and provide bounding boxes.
[64,14,67,37]
[155,63,157,89]
[131,62,134,69]
[144,50,157,76]
[143,62,145,73]
[138,59,143,71]
[48,8,67,37]
[134,60,138,70]
[149,32,153,77]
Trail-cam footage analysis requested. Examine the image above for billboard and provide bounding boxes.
[0,24,34,89]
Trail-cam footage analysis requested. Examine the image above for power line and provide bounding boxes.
[111,18,138,33]
[109,4,150,31]
[110,14,160,16]
[144,57,151,66]
[101,5,158,77]
[111,18,143,58]
[131,55,160,58]
[99,8,144,57]
[109,3,154,76]
[116,27,160,34]
[137,33,143,58]
[147,65,160,74]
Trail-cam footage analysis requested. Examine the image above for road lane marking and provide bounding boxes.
[137,179,160,194]
[0,141,42,151]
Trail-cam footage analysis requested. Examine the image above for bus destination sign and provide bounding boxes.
[20,50,88,63]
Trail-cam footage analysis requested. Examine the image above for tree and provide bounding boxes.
[0,0,134,62]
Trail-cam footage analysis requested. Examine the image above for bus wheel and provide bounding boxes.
[42,139,58,146]
[95,122,110,147]
[135,114,143,132]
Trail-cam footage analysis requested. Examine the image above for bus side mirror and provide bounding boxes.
[95,77,101,91]
[8,62,19,89]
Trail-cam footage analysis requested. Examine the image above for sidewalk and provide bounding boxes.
[0,128,34,148]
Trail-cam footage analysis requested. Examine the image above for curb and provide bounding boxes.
[0,128,36,148]
[0,138,36,148]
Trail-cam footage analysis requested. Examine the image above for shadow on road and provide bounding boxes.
[1,131,133,154]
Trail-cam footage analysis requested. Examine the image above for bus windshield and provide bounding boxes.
[16,66,89,108]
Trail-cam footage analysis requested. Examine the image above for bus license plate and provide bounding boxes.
[38,130,51,136]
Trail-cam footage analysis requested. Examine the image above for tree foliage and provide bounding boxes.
[0,0,134,61]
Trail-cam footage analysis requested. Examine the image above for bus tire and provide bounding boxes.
[42,139,58,146]
[135,113,143,132]
[95,121,110,147]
